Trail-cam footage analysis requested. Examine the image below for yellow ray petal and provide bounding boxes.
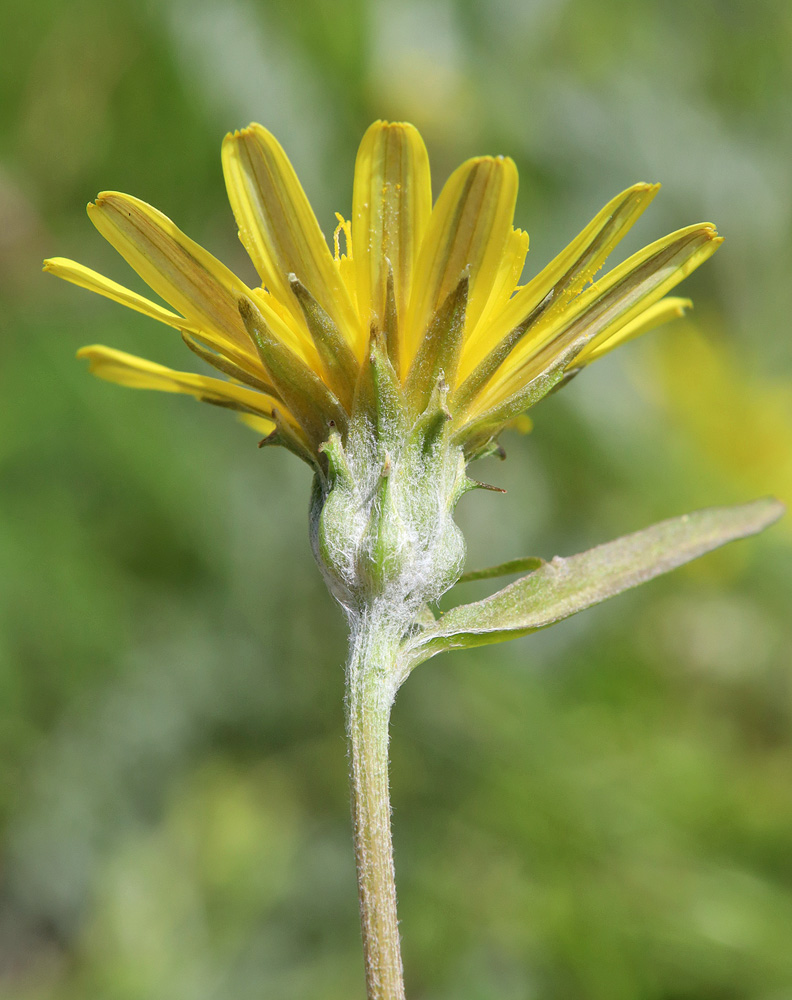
[404,155,519,375]
[43,253,306,379]
[238,412,277,436]
[222,124,360,351]
[88,192,256,352]
[576,296,692,364]
[333,213,358,301]
[77,344,279,417]
[479,223,722,410]
[463,183,660,376]
[351,121,432,360]
[462,226,529,359]
[42,255,294,376]
[43,257,201,333]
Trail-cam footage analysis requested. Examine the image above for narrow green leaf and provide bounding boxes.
[458,556,545,583]
[405,498,784,668]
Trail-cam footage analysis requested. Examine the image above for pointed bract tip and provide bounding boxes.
[257,429,278,449]
[237,294,256,323]
[287,273,309,299]
[469,479,507,493]
[368,326,388,359]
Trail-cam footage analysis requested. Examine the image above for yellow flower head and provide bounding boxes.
[44,121,721,465]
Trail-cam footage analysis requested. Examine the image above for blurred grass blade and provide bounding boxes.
[458,556,545,583]
[406,498,784,667]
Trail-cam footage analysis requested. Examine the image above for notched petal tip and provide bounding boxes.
[360,119,425,144]
[687,222,721,245]
[89,191,125,213]
[76,344,129,369]
[632,181,661,195]
[223,122,266,144]
[223,123,358,341]
[407,151,520,362]
[459,153,518,173]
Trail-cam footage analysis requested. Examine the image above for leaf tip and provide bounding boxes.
[753,496,786,530]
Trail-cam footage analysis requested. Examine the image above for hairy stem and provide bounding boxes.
[346,608,405,1000]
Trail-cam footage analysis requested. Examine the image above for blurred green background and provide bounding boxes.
[1,0,791,997]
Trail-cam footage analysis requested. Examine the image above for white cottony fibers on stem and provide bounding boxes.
[346,609,405,1000]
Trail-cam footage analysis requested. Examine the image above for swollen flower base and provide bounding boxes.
[46,121,783,1000]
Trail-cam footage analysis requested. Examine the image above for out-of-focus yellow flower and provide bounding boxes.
[44,121,721,464]
[654,324,792,529]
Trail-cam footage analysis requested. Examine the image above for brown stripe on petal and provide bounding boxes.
[404,156,518,375]
[222,125,359,348]
[478,224,721,413]
[352,122,432,365]
[459,183,660,378]
[88,193,255,351]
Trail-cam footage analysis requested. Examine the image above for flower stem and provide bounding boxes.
[346,609,406,1000]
